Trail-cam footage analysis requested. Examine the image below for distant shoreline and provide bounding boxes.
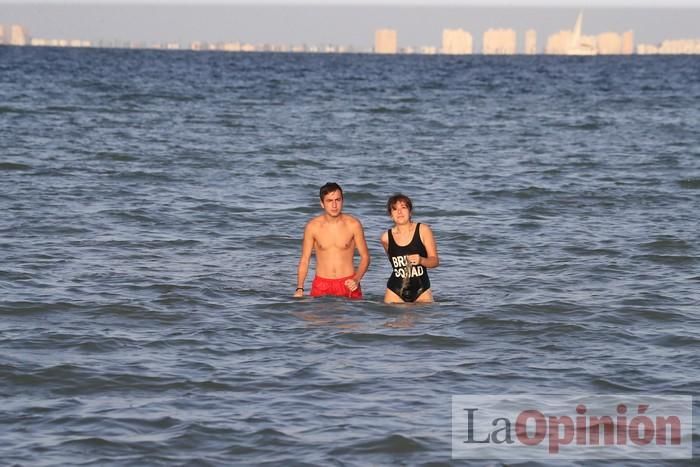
[2,43,699,56]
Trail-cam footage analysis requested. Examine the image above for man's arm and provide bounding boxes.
[351,219,370,284]
[294,223,314,297]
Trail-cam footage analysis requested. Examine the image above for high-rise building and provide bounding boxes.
[10,24,29,46]
[622,30,635,55]
[222,42,242,52]
[546,30,572,54]
[577,35,598,55]
[524,29,537,55]
[546,12,598,55]
[482,28,516,55]
[597,32,623,55]
[567,11,596,55]
[658,39,700,54]
[441,28,472,55]
[636,44,658,54]
[0,25,5,45]
[374,29,397,54]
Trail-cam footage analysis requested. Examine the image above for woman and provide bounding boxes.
[380,194,439,303]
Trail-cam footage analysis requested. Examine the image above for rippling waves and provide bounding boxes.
[1,47,699,465]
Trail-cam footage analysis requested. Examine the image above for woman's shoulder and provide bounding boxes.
[416,222,435,238]
[416,222,432,232]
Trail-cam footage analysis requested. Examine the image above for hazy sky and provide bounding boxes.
[1,2,699,49]
[1,1,699,5]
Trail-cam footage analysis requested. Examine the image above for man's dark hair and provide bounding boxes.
[386,193,413,215]
[319,182,343,200]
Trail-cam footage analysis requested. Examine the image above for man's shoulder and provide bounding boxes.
[307,213,363,230]
[341,213,363,227]
[306,215,325,229]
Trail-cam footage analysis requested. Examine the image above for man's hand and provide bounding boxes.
[344,278,358,292]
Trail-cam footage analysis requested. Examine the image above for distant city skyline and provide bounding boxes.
[1,4,699,51]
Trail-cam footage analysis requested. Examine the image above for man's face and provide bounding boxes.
[321,190,343,217]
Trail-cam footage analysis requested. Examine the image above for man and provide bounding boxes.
[294,182,370,299]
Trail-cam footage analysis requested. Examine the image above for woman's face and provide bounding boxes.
[390,201,411,225]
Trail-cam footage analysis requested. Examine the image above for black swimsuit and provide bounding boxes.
[386,223,431,302]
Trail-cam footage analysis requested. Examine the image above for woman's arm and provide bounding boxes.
[417,223,439,268]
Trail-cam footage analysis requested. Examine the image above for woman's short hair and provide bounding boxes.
[386,193,413,215]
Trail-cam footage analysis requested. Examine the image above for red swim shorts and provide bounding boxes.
[310,275,362,299]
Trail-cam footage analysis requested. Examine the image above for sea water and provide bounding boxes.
[1,46,699,465]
